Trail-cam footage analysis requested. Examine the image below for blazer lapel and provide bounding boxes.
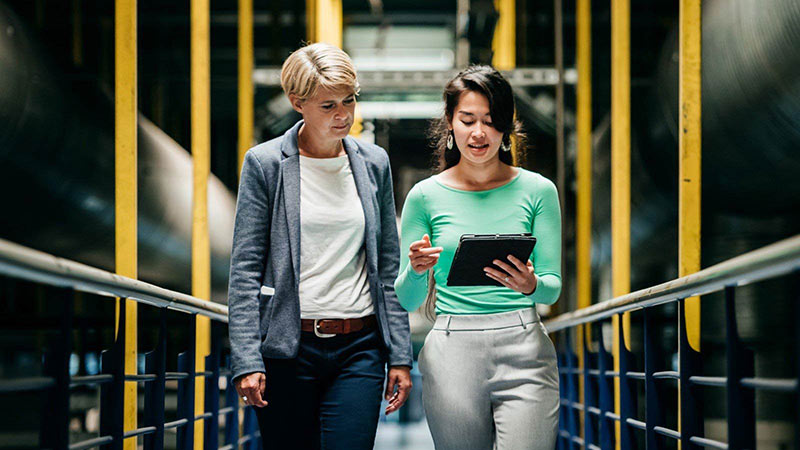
[281,122,302,285]
[344,138,378,273]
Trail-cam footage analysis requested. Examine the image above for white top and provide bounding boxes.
[298,154,374,319]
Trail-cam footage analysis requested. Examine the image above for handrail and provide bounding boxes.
[0,238,228,322]
[544,234,800,332]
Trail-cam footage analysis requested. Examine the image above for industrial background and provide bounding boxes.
[0,0,798,449]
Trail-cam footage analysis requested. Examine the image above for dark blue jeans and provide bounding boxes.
[254,327,386,450]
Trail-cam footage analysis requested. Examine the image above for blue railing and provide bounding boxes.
[545,235,800,450]
[0,238,259,449]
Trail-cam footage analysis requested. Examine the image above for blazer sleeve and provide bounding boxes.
[377,151,414,367]
[227,151,270,382]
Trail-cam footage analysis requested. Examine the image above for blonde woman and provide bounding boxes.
[396,66,561,450]
[227,43,413,449]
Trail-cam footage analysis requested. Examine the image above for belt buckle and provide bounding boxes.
[313,319,337,338]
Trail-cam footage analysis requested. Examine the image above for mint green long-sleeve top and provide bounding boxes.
[394,169,562,315]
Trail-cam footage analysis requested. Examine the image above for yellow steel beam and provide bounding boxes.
[191,0,212,448]
[679,0,702,353]
[114,1,137,448]
[72,0,82,66]
[576,0,592,323]
[238,0,254,175]
[490,0,517,161]
[576,0,592,438]
[492,0,516,71]
[678,0,702,447]
[350,104,363,138]
[611,0,631,447]
[306,0,343,47]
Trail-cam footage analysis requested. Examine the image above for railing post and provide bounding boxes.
[568,330,581,448]
[204,323,221,450]
[617,315,636,450]
[143,308,167,450]
[725,286,755,449]
[679,297,703,449]
[583,329,597,448]
[558,350,568,450]
[644,308,663,450]
[597,324,614,450]
[39,288,73,449]
[177,314,197,450]
[243,406,260,450]
[224,372,240,448]
[101,298,127,450]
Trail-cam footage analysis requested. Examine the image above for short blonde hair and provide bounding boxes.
[280,43,360,101]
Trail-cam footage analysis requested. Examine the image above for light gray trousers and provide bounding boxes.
[418,308,560,450]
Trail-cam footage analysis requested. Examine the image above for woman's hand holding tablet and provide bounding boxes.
[484,255,538,295]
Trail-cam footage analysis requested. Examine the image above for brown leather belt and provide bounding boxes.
[300,315,377,337]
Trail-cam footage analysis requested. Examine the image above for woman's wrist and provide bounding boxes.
[522,275,538,296]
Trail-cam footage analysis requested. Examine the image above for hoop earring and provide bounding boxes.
[501,142,511,152]
[446,132,454,150]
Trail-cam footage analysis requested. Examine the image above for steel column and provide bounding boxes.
[617,315,636,450]
[678,298,703,449]
[114,0,138,445]
[204,324,222,450]
[177,314,198,450]
[644,309,663,450]
[143,308,167,450]
[597,328,615,450]
[492,0,516,71]
[191,0,212,447]
[611,0,632,445]
[725,286,755,449]
[306,0,343,46]
[101,298,127,450]
[238,0,254,175]
[39,288,73,449]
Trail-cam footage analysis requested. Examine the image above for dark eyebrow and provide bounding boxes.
[457,111,475,116]
[321,95,355,104]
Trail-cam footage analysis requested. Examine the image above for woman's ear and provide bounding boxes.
[288,94,303,114]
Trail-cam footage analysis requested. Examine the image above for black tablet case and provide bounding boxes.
[446,233,537,287]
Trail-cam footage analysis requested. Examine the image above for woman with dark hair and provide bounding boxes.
[395,65,561,449]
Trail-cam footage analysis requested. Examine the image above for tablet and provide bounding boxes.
[446,233,537,287]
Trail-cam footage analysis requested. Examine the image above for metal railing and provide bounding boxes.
[545,235,800,450]
[0,238,259,450]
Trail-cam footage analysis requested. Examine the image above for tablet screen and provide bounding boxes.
[446,233,537,287]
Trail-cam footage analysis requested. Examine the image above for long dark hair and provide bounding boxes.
[428,65,527,173]
[423,65,527,319]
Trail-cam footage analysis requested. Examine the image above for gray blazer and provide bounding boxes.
[227,120,413,382]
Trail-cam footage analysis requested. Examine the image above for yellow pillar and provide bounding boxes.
[191,0,212,448]
[349,105,363,138]
[611,0,631,447]
[306,0,343,47]
[679,0,702,352]
[491,0,517,163]
[238,0,254,175]
[678,0,702,447]
[576,0,592,438]
[492,0,516,71]
[114,1,137,448]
